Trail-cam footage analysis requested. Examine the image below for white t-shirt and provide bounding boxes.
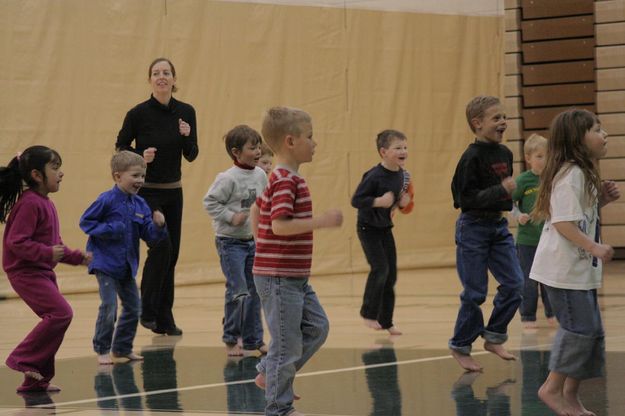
[530,164,601,290]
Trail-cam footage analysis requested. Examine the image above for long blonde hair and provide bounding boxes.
[532,109,602,221]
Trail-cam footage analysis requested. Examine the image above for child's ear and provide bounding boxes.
[471,117,482,132]
[30,169,43,184]
[285,135,295,148]
[524,154,531,165]
[231,147,241,158]
[112,172,122,181]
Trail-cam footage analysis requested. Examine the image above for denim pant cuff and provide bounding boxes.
[520,315,537,322]
[256,359,266,375]
[448,341,472,355]
[482,330,508,345]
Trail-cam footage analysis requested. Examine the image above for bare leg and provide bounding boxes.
[226,344,243,357]
[450,349,482,372]
[484,342,516,361]
[563,377,595,416]
[538,371,577,416]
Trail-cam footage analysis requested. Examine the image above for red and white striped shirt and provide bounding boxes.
[253,167,313,278]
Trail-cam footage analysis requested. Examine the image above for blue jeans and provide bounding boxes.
[517,244,553,321]
[216,237,264,349]
[544,287,605,380]
[93,271,140,355]
[449,213,523,354]
[254,276,329,416]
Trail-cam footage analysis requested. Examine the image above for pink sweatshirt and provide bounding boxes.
[3,189,84,276]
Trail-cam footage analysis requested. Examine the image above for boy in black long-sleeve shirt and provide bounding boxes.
[352,129,412,335]
[449,96,523,372]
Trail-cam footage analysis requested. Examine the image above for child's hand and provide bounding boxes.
[398,192,411,208]
[143,147,157,163]
[319,209,343,229]
[501,176,516,194]
[152,210,165,227]
[52,245,65,262]
[82,251,93,266]
[518,213,530,225]
[601,180,620,205]
[231,212,248,226]
[374,192,395,208]
[590,243,614,263]
[179,119,191,137]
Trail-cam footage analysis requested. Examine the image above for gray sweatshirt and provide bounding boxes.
[203,166,268,239]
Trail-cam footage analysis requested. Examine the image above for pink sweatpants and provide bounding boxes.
[5,271,73,392]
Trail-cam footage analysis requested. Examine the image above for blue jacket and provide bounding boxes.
[80,185,167,278]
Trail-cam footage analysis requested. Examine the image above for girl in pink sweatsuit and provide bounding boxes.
[1,146,90,392]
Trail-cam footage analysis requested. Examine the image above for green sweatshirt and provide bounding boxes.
[511,170,544,246]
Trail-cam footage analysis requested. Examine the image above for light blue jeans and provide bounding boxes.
[544,286,605,380]
[93,271,140,355]
[216,237,264,349]
[254,276,329,416]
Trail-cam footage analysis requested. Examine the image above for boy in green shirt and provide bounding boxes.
[512,133,555,329]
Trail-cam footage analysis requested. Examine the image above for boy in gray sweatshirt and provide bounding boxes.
[203,125,268,356]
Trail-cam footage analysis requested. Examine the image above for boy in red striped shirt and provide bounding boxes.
[251,107,343,416]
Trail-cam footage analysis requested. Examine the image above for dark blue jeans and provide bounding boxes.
[450,213,523,354]
[517,244,553,321]
[357,224,397,329]
[93,271,140,355]
[216,237,264,349]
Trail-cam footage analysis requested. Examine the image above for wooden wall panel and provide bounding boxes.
[602,113,625,135]
[606,136,625,158]
[596,22,625,45]
[521,0,594,18]
[505,31,521,53]
[595,0,625,23]
[523,105,596,129]
[522,16,594,41]
[601,202,625,225]
[598,91,625,112]
[596,45,625,68]
[597,68,625,90]
[505,97,522,118]
[505,53,522,75]
[506,8,521,30]
[601,158,625,180]
[507,118,524,140]
[601,225,625,246]
[522,38,595,63]
[523,83,595,107]
[505,75,522,96]
[522,61,594,85]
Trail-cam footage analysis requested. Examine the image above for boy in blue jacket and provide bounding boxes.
[80,151,167,365]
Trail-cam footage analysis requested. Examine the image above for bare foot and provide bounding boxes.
[226,344,243,357]
[363,319,382,330]
[24,371,43,381]
[547,317,558,327]
[46,384,61,392]
[563,392,596,416]
[538,384,576,416]
[255,373,301,400]
[258,344,268,354]
[387,326,402,336]
[484,342,516,361]
[97,354,113,365]
[450,349,482,372]
[112,352,144,363]
[522,321,538,329]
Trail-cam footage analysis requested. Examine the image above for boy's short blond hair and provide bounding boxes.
[261,106,311,153]
[111,150,146,177]
[523,133,548,156]
[465,95,501,133]
[260,142,274,157]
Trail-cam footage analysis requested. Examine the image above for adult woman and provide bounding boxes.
[116,58,198,336]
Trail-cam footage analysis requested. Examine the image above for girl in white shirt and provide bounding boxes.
[530,109,620,416]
